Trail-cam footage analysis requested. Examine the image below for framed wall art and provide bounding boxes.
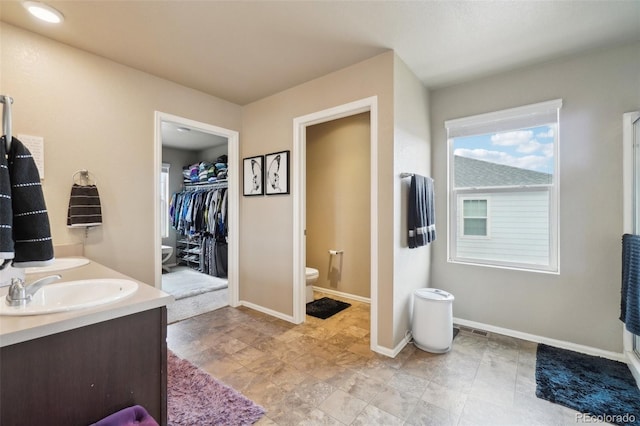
[243,155,264,196]
[264,150,290,195]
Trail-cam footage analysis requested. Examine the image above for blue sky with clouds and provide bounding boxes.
[453,124,556,175]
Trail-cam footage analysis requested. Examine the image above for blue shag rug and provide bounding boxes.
[536,344,640,426]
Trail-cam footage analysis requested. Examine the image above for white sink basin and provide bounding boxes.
[0,278,138,316]
[24,257,90,274]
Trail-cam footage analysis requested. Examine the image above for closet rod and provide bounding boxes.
[184,180,228,191]
[1,95,13,151]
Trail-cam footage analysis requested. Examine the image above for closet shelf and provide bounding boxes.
[176,235,202,269]
[170,163,229,277]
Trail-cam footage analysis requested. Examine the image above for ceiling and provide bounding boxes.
[1,0,639,109]
[161,122,227,151]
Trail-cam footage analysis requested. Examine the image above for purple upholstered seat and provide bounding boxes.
[91,405,159,426]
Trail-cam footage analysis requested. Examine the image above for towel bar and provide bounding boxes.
[72,169,98,186]
[1,95,13,151]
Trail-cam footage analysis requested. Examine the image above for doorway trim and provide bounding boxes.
[622,110,640,387]
[153,111,240,308]
[292,96,379,351]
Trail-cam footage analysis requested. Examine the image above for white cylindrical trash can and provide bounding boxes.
[412,288,455,353]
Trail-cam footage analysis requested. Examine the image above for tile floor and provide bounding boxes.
[167,292,589,425]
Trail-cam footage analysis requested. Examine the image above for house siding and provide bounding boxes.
[456,190,550,265]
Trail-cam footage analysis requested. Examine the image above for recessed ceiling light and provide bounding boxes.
[176,127,191,133]
[23,1,64,24]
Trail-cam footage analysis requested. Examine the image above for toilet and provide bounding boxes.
[305,267,319,303]
[161,245,173,273]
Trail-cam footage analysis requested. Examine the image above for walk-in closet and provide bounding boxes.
[160,121,229,323]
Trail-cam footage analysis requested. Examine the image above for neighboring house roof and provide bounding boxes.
[455,155,552,187]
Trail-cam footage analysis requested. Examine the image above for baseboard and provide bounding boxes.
[239,300,298,324]
[623,329,640,388]
[312,286,371,304]
[453,317,626,363]
[626,350,640,389]
[371,331,412,358]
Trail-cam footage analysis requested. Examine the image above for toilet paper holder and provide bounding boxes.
[328,250,344,255]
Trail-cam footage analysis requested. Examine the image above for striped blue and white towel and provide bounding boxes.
[4,136,54,268]
[0,136,13,265]
[408,174,436,248]
[67,183,102,227]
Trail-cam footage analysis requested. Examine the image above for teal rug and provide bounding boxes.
[536,344,640,426]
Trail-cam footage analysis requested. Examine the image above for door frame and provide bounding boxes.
[622,110,640,387]
[292,96,379,351]
[153,111,240,307]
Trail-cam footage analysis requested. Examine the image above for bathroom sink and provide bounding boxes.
[24,257,90,274]
[0,278,138,316]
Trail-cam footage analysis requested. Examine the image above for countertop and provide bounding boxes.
[0,258,173,347]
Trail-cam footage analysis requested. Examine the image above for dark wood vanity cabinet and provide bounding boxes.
[0,307,168,426]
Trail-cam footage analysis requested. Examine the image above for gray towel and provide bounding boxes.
[621,234,640,335]
[408,174,436,248]
[0,136,13,264]
[5,136,54,267]
[67,183,102,227]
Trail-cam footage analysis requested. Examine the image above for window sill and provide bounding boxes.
[447,258,559,275]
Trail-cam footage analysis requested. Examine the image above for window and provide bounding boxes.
[446,99,561,273]
[461,198,488,237]
[160,163,170,239]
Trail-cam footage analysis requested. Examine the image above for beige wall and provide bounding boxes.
[241,51,396,347]
[392,56,432,347]
[2,22,415,351]
[306,112,371,298]
[1,24,242,285]
[14,16,627,355]
[430,42,640,352]
[240,52,432,350]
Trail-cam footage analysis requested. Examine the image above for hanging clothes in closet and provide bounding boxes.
[169,185,228,277]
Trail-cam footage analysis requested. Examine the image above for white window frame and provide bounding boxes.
[446,99,561,274]
[160,163,170,239]
[459,196,490,239]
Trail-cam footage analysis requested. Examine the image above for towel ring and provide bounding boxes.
[72,169,97,186]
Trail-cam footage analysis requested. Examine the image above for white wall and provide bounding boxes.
[430,42,640,352]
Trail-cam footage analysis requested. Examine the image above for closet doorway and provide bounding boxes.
[154,112,239,323]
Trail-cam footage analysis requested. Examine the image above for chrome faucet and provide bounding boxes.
[5,274,62,306]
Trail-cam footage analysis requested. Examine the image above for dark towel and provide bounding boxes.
[621,234,640,335]
[6,136,54,267]
[0,136,13,263]
[214,240,228,278]
[408,174,436,248]
[90,405,159,426]
[67,183,102,227]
